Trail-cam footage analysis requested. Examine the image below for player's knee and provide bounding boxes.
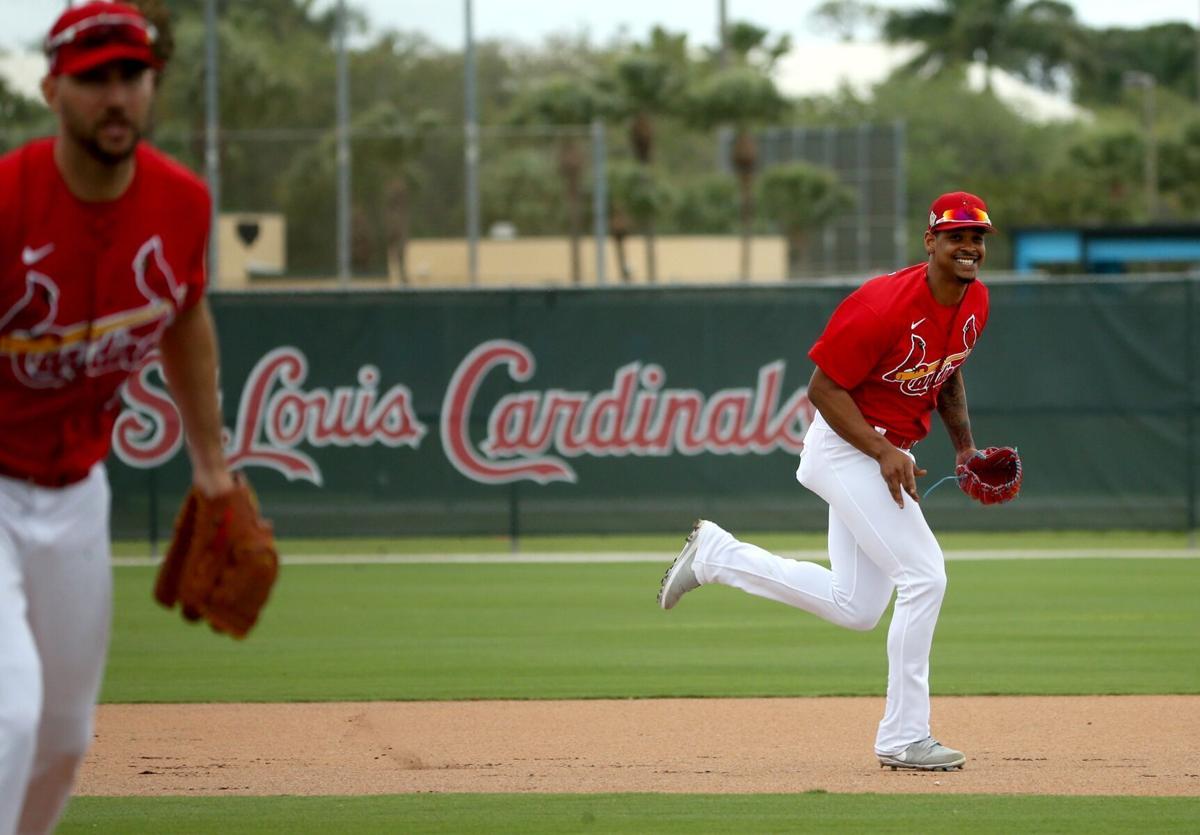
[919,569,948,603]
[843,608,884,631]
[36,711,94,763]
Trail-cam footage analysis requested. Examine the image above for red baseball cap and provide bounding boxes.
[44,2,161,77]
[927,191,995,233]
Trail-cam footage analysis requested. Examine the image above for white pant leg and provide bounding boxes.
[691,508,894,632]
[0,492,42,835]
[797,417,947,756]
[18,467,112,835]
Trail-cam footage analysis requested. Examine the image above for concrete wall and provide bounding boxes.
[395,235,789,287]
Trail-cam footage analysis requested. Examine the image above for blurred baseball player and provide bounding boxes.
[659,192,996,772]
[0,3,233,831]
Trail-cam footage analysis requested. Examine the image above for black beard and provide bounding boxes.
[79,132,140,165]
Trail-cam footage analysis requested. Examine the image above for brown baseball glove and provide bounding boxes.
[153,473,279,638]
[956,446,1023,505]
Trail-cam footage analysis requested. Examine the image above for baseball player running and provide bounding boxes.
[659,192,996,772]
[0,4,233,831]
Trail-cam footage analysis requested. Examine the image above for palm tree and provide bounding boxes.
[882,0,1080,93]
[758,163,855,278]
[607,162,674,283]
[610,30,687,282]
[509,77,609,284]
[684,23,788,281]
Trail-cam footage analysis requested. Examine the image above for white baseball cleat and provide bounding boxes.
[657,519,707,610]
[877,737,966,771]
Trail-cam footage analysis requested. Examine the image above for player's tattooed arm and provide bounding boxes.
[937,369,977,465]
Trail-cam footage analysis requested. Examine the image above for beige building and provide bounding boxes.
[214,220,790,290]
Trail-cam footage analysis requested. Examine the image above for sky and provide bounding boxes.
[2,0,1198,54]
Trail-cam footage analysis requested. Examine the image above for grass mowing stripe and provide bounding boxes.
[104,559,1200,703]
[59,794,1200,834]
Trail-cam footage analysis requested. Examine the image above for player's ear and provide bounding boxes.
[40,75,58,110]
[923,230,936,256]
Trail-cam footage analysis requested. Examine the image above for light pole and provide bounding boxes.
[718,0,728,68]
[464,0,480,286]
[1123,71,1158,221]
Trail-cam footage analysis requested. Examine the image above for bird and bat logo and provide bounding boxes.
[1,235,185,389]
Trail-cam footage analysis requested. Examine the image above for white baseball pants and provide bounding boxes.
[0,465,112,835]
[690,411,948,755]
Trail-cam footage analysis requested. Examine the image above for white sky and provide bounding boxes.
[2,0,1198,54]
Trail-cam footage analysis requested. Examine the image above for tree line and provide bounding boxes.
[4,0,1199,279]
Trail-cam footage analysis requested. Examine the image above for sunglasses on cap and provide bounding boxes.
[44,12,158,55]
[930,206,991,227]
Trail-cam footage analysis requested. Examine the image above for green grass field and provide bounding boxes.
[58,794,1200,834]
[61,541,1200,832]
[103,558,1199,702]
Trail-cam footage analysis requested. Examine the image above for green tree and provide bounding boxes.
[608,28,689,281]
[606,161,674,282]
[758,163,856,278]
[810,1,885,42]
[684,22,788,280]
[354,106,440,281]
[1061,127,1148,222]
[882,0,1081,92]
[1071,24,1200,105]
[481,149,563,237]
[508,76,611,284]
[672,174,739,234]
[1161,120,1200,216]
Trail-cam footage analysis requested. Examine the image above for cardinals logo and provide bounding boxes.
[1,236,185,388]
[882,315,978,397]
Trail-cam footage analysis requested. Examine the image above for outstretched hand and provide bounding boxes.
[879,446,927,509]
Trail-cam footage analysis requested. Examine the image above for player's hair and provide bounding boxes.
[121,0,175,70]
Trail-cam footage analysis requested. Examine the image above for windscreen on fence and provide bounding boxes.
[106,277,1200,539]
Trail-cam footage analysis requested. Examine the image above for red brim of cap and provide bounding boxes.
[930,220,995,233]
[52,43,160,77]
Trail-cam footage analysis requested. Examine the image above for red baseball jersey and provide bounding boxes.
[0,138,210,485]
[808,263,990,445]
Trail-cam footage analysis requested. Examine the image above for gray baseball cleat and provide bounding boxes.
[657,519,706,610]
[877,737,966,771]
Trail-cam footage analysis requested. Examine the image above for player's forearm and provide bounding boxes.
[936,369,976,455]
[807,367,891,460]
[159,300,232,495]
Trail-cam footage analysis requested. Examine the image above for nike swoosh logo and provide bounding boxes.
[911,318,926,329]
[22,243,54,265]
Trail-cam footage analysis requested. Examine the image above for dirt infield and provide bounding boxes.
[77,695,1200,797]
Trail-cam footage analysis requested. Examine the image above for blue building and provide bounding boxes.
[1012,225,1200,274]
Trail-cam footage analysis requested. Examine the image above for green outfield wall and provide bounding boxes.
[106,276,1200,538]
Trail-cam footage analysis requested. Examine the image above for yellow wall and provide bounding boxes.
[217,232,790,290]
[215,213,286,289]
[395,235,789,287]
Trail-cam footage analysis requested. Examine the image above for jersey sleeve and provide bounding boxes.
[808,295,896,391]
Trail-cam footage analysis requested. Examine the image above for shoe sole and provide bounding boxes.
[878,756,966,772]
[657,519,703,610]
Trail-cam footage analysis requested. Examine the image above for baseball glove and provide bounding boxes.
[956,446,1023,505]
[153,473,279,638]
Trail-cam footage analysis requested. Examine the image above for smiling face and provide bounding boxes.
[925,226,988,285]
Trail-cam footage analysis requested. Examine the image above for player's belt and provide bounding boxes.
[0,460,90,488]
[873,425,918,450]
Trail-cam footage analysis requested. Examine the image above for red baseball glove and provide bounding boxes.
[956,446,1023,505]
[153,473,279,638]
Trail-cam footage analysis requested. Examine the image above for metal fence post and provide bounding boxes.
[591,119,607,285]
